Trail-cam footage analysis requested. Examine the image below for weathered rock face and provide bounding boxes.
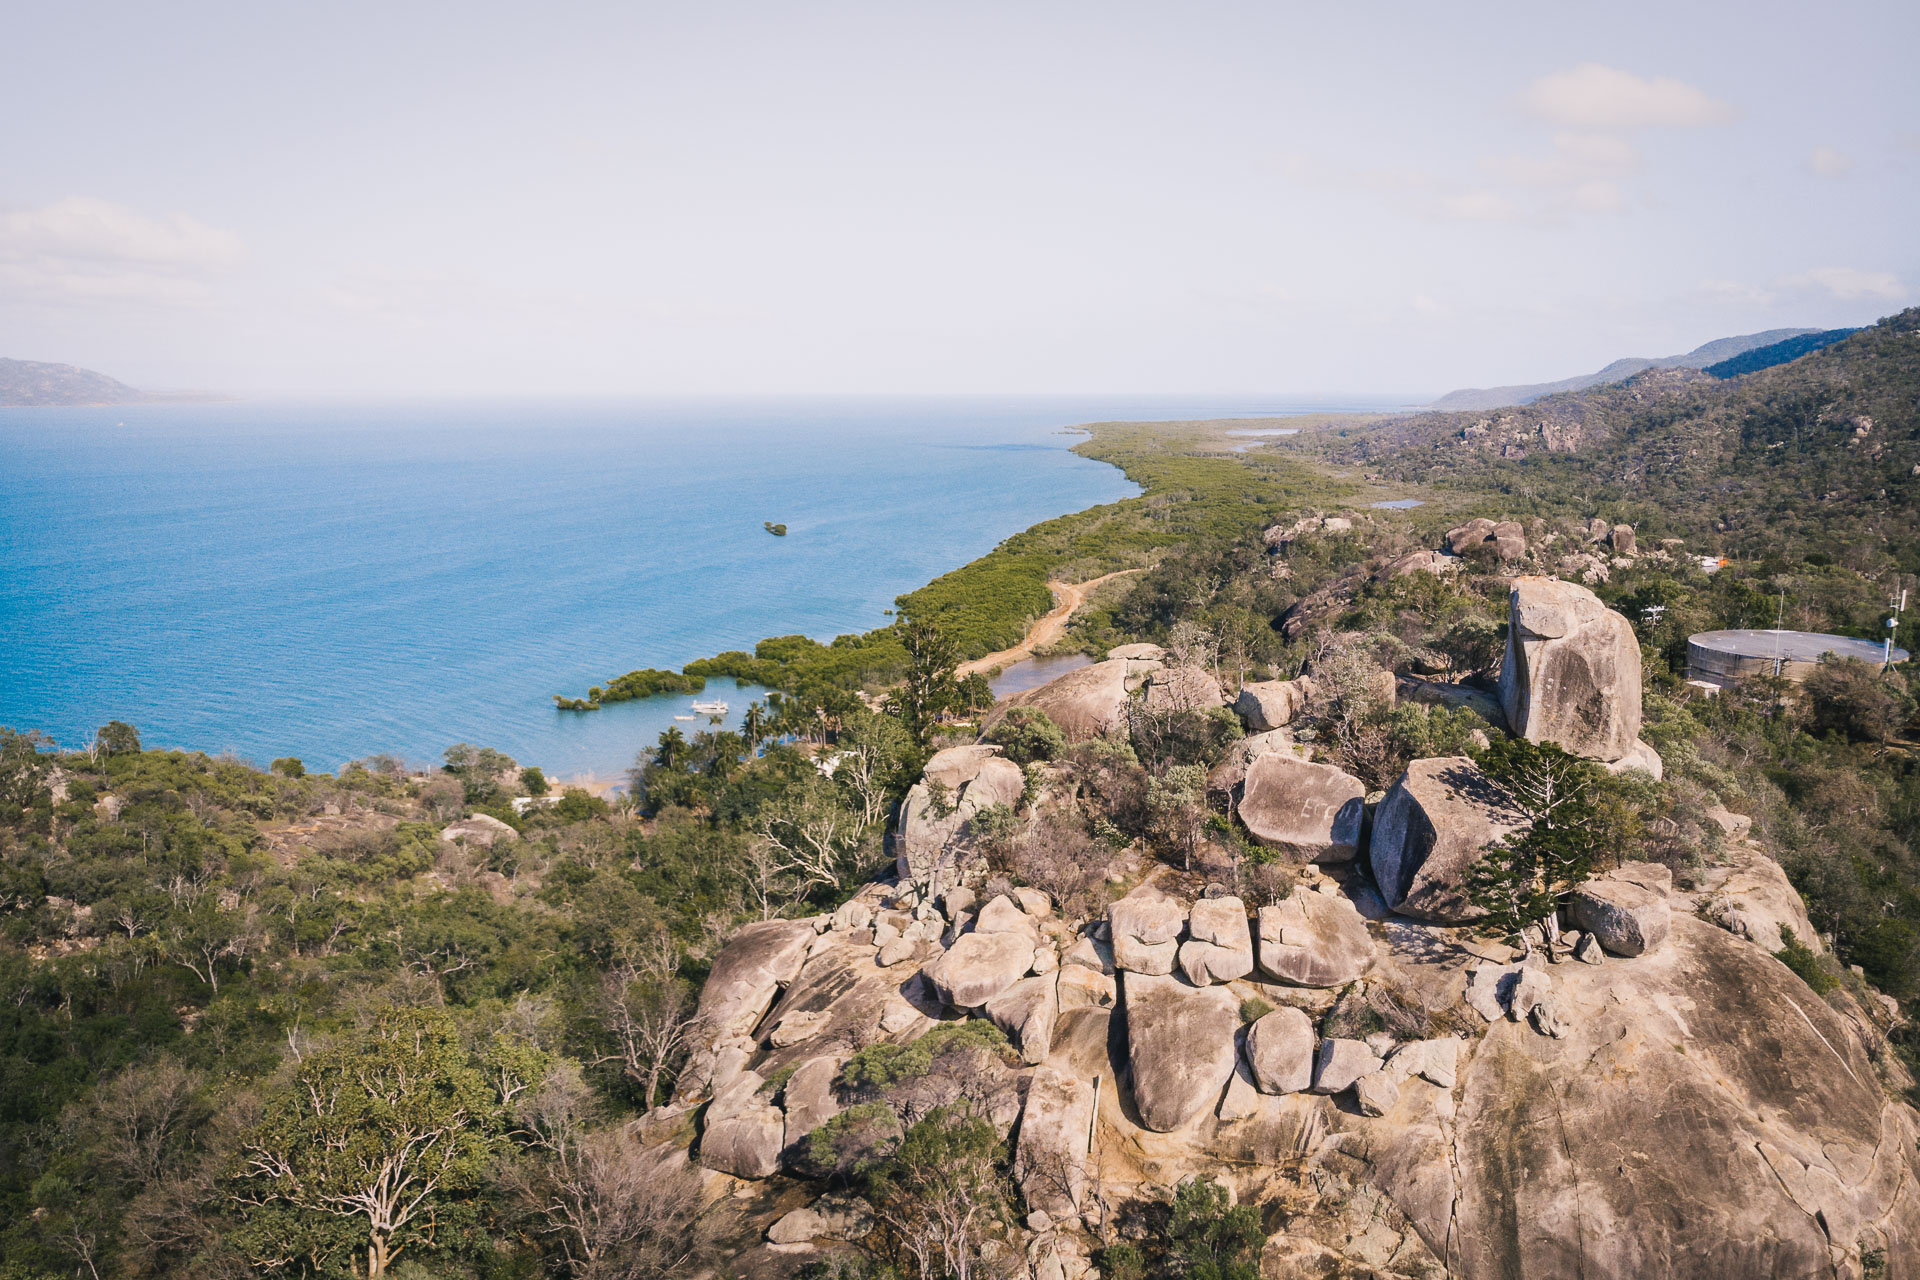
[1499,576,1642,763]
[700,1072,786,1179]
[1570,874,1671,957]
[1377,549,1460,581]
[1178,896,1254,985]
[891,746,1026,891]
[1256,886,1375,988]
[1237,754,1366,861]
[1699,845,1820,955]
[692,919,817,1043]
[1369,757,1527,923]
[1108,642,1168,662]
[984,972,1059,1065]
[1109,893,1186,976]
[1602,737,1665,780]
[1121,973,1240,1131]
[1233,679,1309,731]
[995,658,1141,741]
[1205,728,1299,795]
[1449,918,1920,1280]
[1310,1038,1380,1094]
[1610,523,1636,555]
[1244,1005,1316,1094]
[1015,1064,1096,1218]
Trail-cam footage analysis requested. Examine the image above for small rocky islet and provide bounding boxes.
[645,521,1920,1280]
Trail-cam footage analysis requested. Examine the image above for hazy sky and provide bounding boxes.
[3,1,1914,397]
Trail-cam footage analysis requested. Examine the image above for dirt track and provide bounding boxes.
[955,568,1144,680]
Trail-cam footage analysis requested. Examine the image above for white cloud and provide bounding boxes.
[1779,266,1904,302]
[1808,145,1853,178]
[1434,191,1520,222]
[0,196,244,307]
[1484,132,1640,187]
[1519,64,1735,129]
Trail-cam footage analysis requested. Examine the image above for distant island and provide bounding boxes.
[764,521,788,536]
[0,357,143,408]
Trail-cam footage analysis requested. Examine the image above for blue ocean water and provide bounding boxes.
[0,396,1368,778]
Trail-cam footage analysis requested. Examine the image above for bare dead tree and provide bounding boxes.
[591,935,697,1110]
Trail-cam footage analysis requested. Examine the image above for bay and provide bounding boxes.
[0,396,1348,778]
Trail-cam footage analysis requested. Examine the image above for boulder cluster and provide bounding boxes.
[648,569,1920,1279]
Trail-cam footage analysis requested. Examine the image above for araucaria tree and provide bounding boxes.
[228,1006,507,1279]
[896,616,961,746]
[1465,738,1612,945]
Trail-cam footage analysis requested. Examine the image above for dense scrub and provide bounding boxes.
[0,711,920,1279]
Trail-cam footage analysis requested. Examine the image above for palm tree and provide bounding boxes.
[742,701,767,750]
[656,726,688,771]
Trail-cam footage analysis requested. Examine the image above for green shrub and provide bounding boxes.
[1776,927,1837,994]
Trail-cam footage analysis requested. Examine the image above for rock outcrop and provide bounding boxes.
[1256,886,1375,987]
[1499,576,1642,762]
[922,929,1035,1008]
[1236,754,1366,861]
[891,744,1025,892]
[1206,729,1299,795]
[1369,757,1527,923]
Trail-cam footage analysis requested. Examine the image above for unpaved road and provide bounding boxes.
[956,568,1144,680]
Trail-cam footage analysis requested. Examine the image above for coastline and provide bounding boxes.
[557,412,1392,719]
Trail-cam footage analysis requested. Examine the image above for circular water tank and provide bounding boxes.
[1687,629,1908,685]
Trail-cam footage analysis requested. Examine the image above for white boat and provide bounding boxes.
[690,700,729,715]
[672,714,697,722]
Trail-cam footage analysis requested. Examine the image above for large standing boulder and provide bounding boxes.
[1369,757,1527,923]
[1122,973,1240,1131]
[1244,1005,1317,1094]
[1446,518,1497,554]
[921,931,1035,1008]
[1178,896,1254,985]
[993,659,1142,741]
[1256,886,1375,987]
[1108,893,1186,976]
[1236,754,1366,861]
[1499,576,1642,763]
[1234,679,1310,731]
[891,745,1025,891]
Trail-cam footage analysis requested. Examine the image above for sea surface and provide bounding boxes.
[1,396,1395,778]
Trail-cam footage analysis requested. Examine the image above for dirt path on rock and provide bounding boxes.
[956,568,1145,680]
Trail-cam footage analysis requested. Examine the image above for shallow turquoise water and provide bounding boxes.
[5,396,1359,776]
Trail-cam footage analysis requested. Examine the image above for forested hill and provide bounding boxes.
[0,357,142,407]
[1322,307,1920,574]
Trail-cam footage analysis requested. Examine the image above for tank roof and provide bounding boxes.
[1688,629,1908,664]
